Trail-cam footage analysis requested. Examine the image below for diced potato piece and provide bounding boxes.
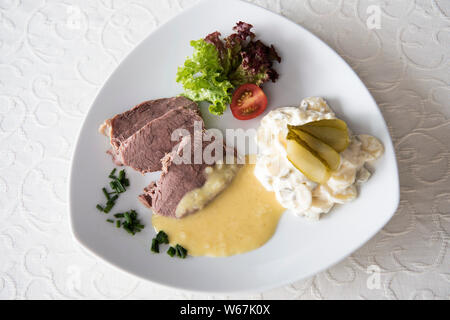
[358,134,384,160]
[326,185,358,204]
[286,135,330,184]
[290,128,341,171]
[297,126,349,152]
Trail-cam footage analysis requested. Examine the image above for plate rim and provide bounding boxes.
[68,0,400,294]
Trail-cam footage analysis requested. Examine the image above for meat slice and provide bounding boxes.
[99,96,197,150]
[117,107,204,174]
[139,136,239,218]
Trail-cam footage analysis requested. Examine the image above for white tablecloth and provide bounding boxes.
[1,0,449,300]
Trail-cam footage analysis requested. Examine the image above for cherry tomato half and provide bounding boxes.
[230,84,268,120]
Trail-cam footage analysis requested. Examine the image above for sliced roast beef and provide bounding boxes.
[117,107,204,174]
[139,135,239,218]
[99,97,198,150]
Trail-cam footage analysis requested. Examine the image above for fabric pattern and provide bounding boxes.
[0,0,449,299]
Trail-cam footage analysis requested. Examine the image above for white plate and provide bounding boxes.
[69,0,399,293]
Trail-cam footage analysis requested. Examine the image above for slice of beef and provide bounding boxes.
[99,97,197,150]
[117,107,204,174]
[139,135,238,218]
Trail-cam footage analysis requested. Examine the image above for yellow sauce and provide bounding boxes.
[175,162,240,218]
[152,163,285,257]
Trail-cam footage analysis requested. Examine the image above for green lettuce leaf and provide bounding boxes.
[176,22,281,116]
[176,39,234,115]
[208,23,281,88]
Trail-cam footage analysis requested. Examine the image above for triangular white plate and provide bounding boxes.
[69,0,399,293]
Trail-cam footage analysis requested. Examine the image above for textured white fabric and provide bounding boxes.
[0,0,449,300]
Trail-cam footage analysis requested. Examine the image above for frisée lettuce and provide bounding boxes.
[176,22,281,115]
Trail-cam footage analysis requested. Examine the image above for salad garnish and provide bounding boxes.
[176,21,281,115]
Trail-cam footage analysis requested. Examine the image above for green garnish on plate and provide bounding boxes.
[175,244,188,259]
[151,239,159,253]
[176,21,280,116]
[167,247,176,257]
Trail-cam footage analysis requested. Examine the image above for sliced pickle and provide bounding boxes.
[290,124,349,152]
[303,119,348,130]
[286,133,330,184]
[290,128,341,171]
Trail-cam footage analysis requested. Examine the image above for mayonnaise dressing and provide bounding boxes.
[254,97,384,220]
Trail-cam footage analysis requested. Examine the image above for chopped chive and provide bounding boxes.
[151,239,159,253]
[175,244,187,259]
[102,187,110,200]
[115,180,126,193]
[97,168,136,233]
[110,180,125,193]
[109,168,117,179]
[107,195,118,205]
[103,202,114,213]
[123,225,134,235]
[156,231,169,244]
[124,212,132,224]
[118,170,125,182]
[109,180,118,193]
[167,247,176,257]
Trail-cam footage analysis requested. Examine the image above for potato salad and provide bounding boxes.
[254,97,384,220]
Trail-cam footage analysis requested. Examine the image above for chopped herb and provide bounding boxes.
[110,180,126,194]
[115,180,126,193]
[109,181,115,192]
[123,225,134,235]
[102,187,110,200]
[109,181,118,193]
[156,231,169,244]
[101,193,118,213]
[107,195,118,204]
[124,212,132,224]
[175,244,187,259]
[97,168,136,232]
[103,202,114,213]
[115,210,145,235]
[118,169,125,182]
[109,168,117,179]
[150,231,186,258]
[151,239,159,253]
[167,247,176,257]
